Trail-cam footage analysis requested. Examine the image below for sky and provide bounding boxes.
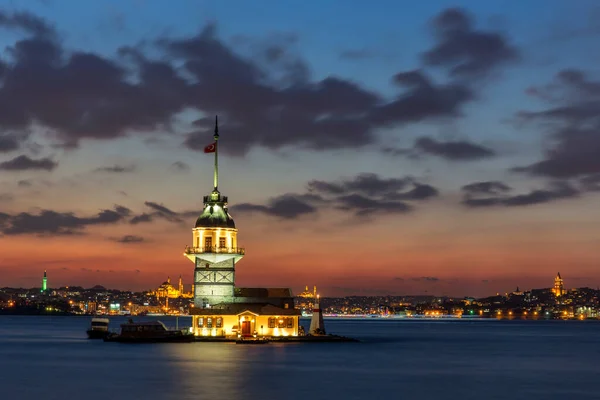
[0,0,599,297]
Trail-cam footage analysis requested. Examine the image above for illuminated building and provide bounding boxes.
[186,117,301,338]
[41,270,47,293]
[298,285,317,298]
[553,272,565,297]
[150,276,193,299]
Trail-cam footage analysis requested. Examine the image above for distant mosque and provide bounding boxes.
[150,275,193,299]
[184,117,301,338]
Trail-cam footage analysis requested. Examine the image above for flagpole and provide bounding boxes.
[214,115,219,191]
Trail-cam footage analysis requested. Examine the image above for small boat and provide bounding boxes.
[87,317,110,339]
[103,319,194,343]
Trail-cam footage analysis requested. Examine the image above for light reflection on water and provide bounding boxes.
[1,316,599,400]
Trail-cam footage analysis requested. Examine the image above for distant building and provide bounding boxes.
[150,276,193,299]
[553,272,565,297]
[185,118,300,338]
[41,270,47,293]
[297,285,317,298]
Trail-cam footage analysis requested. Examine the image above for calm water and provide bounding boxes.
[1,316,599,400]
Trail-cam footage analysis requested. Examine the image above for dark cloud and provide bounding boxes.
[0,9,514,156]
[414,137,495,160]
[412,276,440,282]
[234,194,318,219]
[0,205,131,236]
[111,235,145,244]
[170,161,190,172]
[0,134,21,153]
[0,155,57,171]
[422,8,519,78]
[462,181,512,195]
[128,201,185,224]
[0,193,14,202]
[516,69,600,180]
[461,181,579,208]
[0,10,56,38]
[129,213,153,225]
[236,173,438,219]
[370,70,473,126]
[94,164,135,173]
[384,136,496,161]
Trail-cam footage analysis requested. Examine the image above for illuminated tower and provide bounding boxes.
[184,117,244,308]
[553,272,564,297]
[41,270,47,292]
[178,275,183,294]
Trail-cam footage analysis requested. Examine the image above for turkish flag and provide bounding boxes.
[204,142,216,153]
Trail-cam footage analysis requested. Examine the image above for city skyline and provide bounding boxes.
[0,1,599,297]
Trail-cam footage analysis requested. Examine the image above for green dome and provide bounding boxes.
[194,191,236,229]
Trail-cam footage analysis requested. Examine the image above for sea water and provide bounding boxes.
[0,316,599,400]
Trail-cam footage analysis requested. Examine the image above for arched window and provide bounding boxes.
[216,317,223,328]
[197,317,204,327]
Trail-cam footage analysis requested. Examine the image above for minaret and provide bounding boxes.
[178,275,183,294]
[41,270,47,292]
[184,116,244,308]
[309,294,326,335]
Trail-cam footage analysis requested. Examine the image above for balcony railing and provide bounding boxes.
[185,246,245,255]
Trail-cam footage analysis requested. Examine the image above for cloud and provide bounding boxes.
[461,181,579,207]
[422,8,519,78]
[413,137,495,160]
[412,276,440,282]
[580,173,600,191]
[0,9,516,157]
[111,235,145,244]
[17,179,32,187]
[384,136,495,161]
[462,181,512,195]
[0,205,131,236]
[0,10,56,38]
[94,164,135,173]
[516,69,600,180]
[170,161,190,172]
[236,173,438,219]
[128,201,189,224]
[369,70,473,126]
[0,193,14,202]
[0,155,57,171]
[235,194,318,219]
[0,134,21,152]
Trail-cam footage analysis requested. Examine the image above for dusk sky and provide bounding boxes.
[0,0,599,297]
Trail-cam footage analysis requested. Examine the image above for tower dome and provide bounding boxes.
[194,190,236,229]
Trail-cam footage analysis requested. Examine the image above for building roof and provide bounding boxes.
[235,287,294,298]
[190,302,301,316]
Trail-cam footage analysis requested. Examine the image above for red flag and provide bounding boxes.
[204,142,216,153]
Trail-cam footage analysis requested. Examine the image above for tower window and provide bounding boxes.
[204,237,212,250]
[198,317,204,328]
[216,317,223,328]
[219,237,226,248]
[207,317,213,328]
